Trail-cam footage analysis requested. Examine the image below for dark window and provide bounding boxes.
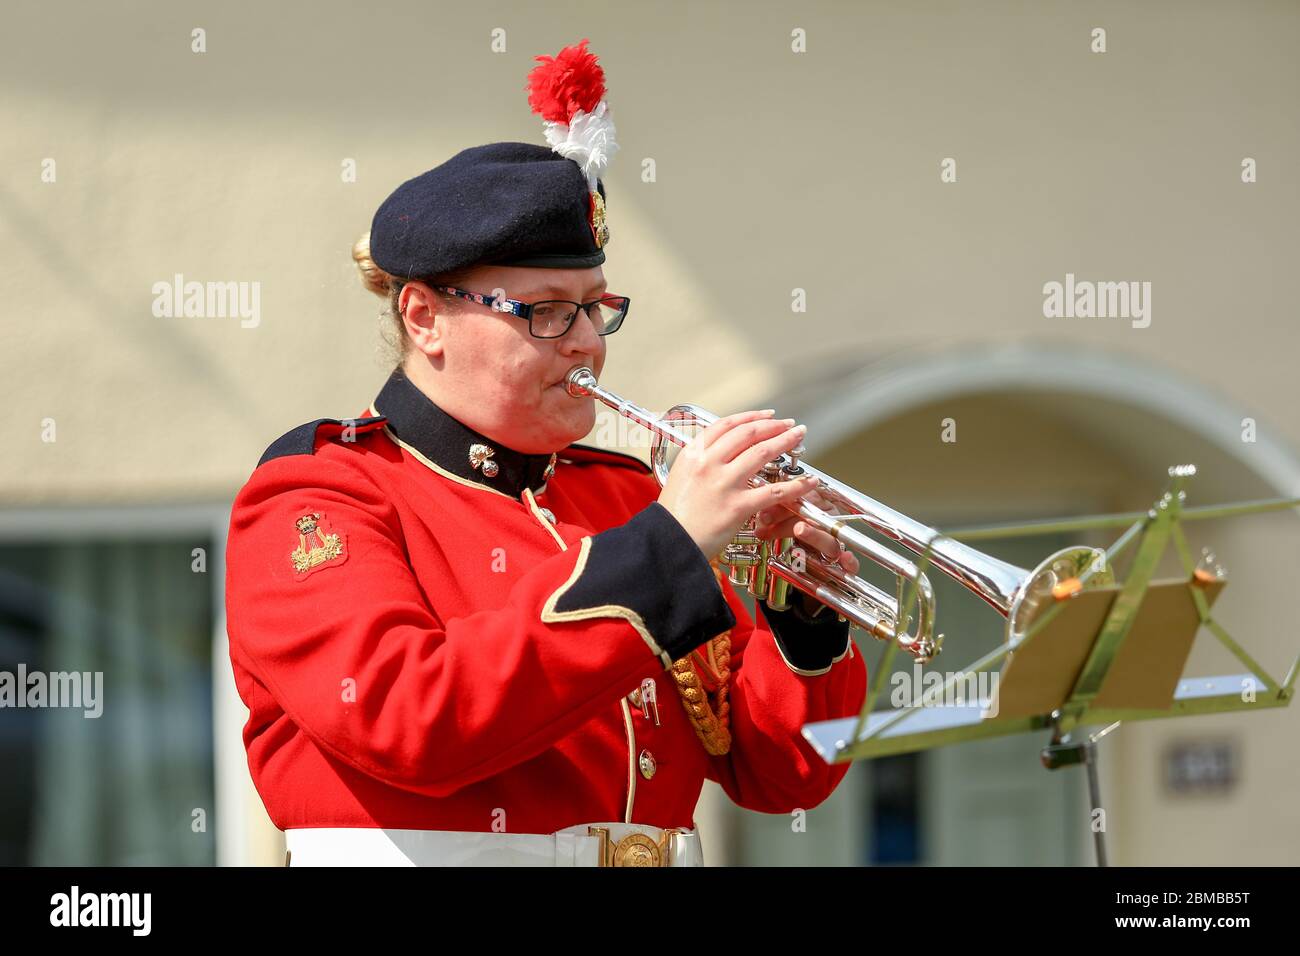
[868,753,922,864]
[0,538,215,865]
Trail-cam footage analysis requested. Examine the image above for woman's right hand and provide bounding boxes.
[656,410,820,561]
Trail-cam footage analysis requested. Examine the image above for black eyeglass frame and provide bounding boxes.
[432,285,631,339]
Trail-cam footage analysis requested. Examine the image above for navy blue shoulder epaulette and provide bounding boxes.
[257,416,389,467]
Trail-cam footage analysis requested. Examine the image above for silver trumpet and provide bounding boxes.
[565,368,1111,663]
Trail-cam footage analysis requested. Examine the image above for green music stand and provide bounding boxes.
[801,465,1299,865]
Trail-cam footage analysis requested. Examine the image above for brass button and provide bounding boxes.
[628,686,643,709]
[638,749,657,780]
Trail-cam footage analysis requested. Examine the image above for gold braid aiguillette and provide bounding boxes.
[670,564,733,756]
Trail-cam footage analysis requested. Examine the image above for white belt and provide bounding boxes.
[284,822,704,867]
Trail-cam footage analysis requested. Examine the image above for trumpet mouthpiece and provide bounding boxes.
[565,367,598,398]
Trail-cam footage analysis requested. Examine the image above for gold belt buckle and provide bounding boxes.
[588,826,684,867]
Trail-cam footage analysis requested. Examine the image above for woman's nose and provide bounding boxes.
[560,309,603,353]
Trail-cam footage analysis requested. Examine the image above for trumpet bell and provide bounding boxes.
[1006,546,1113,645]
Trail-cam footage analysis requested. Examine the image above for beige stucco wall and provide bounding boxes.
[2,0,1295,864]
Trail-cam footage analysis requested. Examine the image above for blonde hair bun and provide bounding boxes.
[352,231,394,298]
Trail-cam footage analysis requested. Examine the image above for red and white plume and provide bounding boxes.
[526,39,619,191]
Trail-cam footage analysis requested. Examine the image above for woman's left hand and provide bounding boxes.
[753,483,859,615]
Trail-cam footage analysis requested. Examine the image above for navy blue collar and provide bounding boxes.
[371,369,556,497]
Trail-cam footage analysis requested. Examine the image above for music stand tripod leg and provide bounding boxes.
[1041,720,1120,867]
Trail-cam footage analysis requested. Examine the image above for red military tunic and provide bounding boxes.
[225,368,868,834]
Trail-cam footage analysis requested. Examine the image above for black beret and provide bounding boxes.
[369,142,607,280]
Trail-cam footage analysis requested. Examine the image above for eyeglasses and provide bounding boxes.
[433,285,631,339]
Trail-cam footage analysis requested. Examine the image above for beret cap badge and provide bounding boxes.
[588,191,609,249]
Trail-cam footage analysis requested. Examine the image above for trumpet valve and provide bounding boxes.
[765,536,794,609]
[719,521,762,587]
[782,444,807,477]
[721,537,760,565]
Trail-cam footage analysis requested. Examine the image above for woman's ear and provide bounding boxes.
[398,281,446,358]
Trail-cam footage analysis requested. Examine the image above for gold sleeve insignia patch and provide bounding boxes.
[290,512,347,580]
